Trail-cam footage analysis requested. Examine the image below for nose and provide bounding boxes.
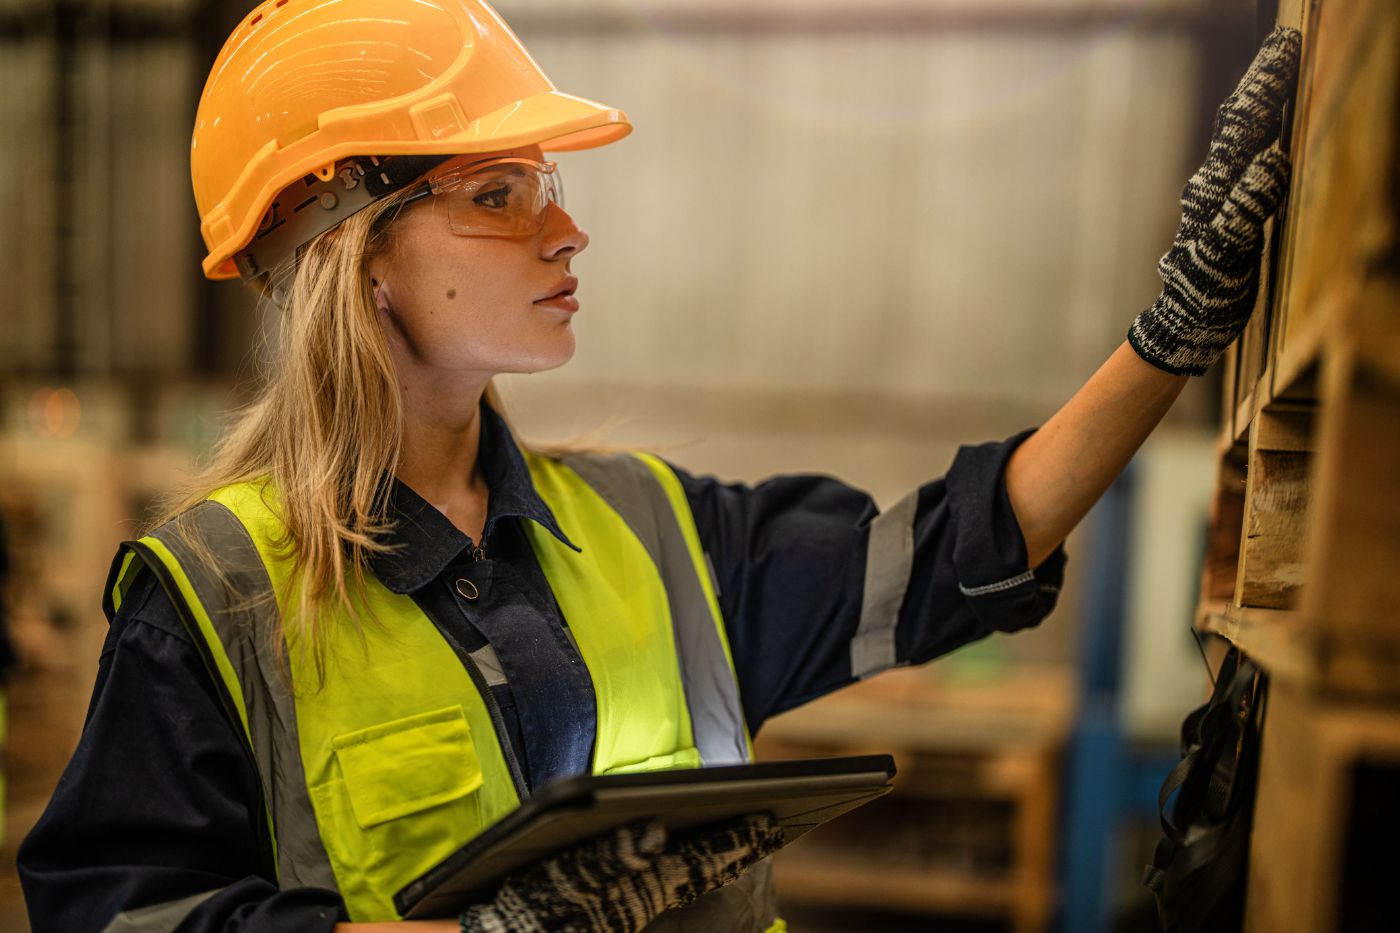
[539,202,589,262]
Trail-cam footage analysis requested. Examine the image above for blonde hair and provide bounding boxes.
[150,189,509,684]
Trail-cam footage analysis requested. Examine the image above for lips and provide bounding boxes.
[535,275,578,304]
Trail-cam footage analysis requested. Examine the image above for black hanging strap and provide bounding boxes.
[1144,645,1267,933]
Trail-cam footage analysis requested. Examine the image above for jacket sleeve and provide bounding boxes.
[673,427,1068,732]
[16,565,346,933]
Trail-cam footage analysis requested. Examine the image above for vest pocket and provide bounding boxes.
[309,706,488,920]
[332,705,484,828]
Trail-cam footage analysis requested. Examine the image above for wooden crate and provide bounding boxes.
[1192,1,1400,930]
[755,667,1070,933]
[1234,403,1314,611]
[1269,0,1400,397]
[1244,682,1400,933]
[1226,216,1283,444]
[1196,0,1400,697]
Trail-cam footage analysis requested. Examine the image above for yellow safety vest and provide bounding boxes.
[107,450,783,930]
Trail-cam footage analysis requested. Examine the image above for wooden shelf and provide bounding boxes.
[1196,601,1314,684]
[1352,279,1400,389]
[1197,601,1400,699]
[755,667,1065,933]
[760,667,1072,754]
[1207,1,1400,930]
[1245,684,1400,933]
[761,700,1068,757]
[774,853,1045,919]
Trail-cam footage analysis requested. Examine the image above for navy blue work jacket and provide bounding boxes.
[18,405,1066,931]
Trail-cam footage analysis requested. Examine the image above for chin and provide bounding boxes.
[514,338,576,374]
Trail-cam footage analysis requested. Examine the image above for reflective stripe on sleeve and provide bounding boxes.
[850,489,918,680]
[148,502,338,893]
[102,889,222,933]
[563,453,750,767]
[959,570,1035,597]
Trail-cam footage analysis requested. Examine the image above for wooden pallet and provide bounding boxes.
[1199,0,1400,695]
[1194,1,1400,930]
[1243,682,1400,933]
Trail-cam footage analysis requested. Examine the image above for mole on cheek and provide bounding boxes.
[446,288,457,300]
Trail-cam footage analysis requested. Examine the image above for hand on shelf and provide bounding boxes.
[1128,26,1303,376]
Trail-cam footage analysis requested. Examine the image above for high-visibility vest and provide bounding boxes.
[107,450,782,930]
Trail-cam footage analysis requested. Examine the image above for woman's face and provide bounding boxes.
[368,144,589,380]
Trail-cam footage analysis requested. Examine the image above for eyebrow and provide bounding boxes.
[434,168,532,191]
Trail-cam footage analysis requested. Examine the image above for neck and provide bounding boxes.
[393,370,494,538]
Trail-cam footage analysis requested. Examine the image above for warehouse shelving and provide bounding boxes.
[1191,1,1400,929]
[756,667,1070,933]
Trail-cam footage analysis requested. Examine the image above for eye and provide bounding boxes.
[473,184,512,210]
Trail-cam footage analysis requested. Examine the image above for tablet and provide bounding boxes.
[394,754,896,919]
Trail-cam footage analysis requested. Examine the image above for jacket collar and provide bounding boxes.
[368,402,578,594]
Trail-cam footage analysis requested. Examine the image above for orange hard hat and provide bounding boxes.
[191,0,631,280]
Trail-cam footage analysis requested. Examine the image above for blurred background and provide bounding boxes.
[0,0,1270,929]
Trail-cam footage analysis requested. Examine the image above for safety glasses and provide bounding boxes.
[400,157,563,237]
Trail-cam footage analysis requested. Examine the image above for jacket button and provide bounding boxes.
[455,578,479,600]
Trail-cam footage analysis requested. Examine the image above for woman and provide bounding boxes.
[18,1,1300,930]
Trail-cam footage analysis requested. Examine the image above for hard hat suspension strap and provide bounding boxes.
[235,154,451,294]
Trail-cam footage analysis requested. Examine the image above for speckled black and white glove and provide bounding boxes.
[649,813,784,911]
[458,813,783,933]
[1127,26,1302,376]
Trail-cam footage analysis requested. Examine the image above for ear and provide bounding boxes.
[373,275,408,351]
[367,252,389,293]
[373,278,394,315]
[367,254,394,315]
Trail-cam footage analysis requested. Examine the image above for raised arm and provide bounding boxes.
[1007,26,1302,568]
[1006,342,1186,568]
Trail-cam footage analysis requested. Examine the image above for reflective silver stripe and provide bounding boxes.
[103,889,222,932]
[563,453,749,766]
[851,490,918,680]
[150,502,338,893]
[959,570,1035,597]
[470,643,508,686]
[703,550,723,598]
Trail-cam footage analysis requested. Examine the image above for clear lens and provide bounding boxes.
[427,158,561,237]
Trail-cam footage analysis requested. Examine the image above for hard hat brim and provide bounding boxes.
[202,91,630,279]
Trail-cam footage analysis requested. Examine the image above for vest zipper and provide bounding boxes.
[409,591,530,801]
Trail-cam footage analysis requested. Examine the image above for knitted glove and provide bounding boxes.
[1127,26,1302,376]
[649,813,785,910]
[458,813,783,933]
